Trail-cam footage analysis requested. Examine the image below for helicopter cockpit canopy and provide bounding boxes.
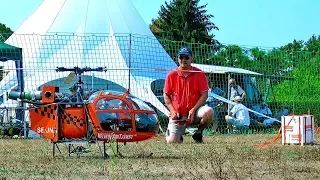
[88,90,159,133]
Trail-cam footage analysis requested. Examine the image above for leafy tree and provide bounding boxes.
[150,0,220,49]
[150,18,162,36]
[272,56,320,111]
[209,45,251,67]
[279,39,304,52]
[303,35,320,58]
[0,23,13,42]
[270,35,320,118]
[0,23,13,81]
[259,49,292,76]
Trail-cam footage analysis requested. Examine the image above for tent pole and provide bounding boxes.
[227,73,231,112]
[128,34,132,90]
[15,59,26,138]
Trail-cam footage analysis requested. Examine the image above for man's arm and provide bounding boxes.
[188,71,209,121]
[163,93,178,119]
[229,105,238,116]
[241,92,246,101]
[194,72,209,109]
[237,86,246,101]
[188,91,208,122]
[193,91,208,110]
[163,72,178,118]
[163,93,175,112]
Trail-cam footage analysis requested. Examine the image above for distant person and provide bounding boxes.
[163,47,214,143]
[273,105,290,125]
[229,78,246,102]
[256,102,272,121]
[225,96,250,132]
[252,102,275,126]
[276,106,289,118]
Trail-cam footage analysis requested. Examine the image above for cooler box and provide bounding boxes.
[281,115,314,145]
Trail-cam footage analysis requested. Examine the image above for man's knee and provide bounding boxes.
[166,138,179,144]
[166,134,182,144]
[198,106,214,120]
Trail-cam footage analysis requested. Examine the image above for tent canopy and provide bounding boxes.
[0,42,24,122]
[0,42,22,61]
[1,0,176,116]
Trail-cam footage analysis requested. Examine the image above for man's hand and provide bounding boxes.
[169,110,179,120]
[188,108,196,124]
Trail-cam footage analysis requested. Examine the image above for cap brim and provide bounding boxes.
[178,52,191,56]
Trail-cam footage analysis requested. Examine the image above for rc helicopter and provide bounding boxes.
[8,66,160,158]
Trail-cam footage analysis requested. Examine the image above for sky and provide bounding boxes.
[0,0,319,48]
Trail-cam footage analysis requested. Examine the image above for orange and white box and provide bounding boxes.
[281,115,314,145]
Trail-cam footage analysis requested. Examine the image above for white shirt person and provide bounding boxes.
[225,96,250,131]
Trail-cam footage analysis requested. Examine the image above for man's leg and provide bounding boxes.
[166,121,185,143]
[166,133,182,143]
[225,115,234,132]
[192,106,214,143]
[196,106,214,132]
[211,120,218,133]
[212,108,220,133]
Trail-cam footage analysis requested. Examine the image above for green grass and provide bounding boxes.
[0,134,320,180]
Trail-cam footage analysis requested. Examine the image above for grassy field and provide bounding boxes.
[0,133,320,180]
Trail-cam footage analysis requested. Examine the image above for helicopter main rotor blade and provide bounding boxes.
[64,72,76,84]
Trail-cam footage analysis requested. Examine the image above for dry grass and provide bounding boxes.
[1,133,320,180]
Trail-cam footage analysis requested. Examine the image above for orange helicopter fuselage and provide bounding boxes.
[29,89,159,143]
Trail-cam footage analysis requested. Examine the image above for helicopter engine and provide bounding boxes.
[9,86,88,141]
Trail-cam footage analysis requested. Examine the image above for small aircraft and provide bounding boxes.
[8,67,159,158]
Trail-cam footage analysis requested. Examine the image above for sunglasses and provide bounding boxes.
[179,55,190,60]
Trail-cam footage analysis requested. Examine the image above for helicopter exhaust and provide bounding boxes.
[8,86,61,104]
[9,91,42,101]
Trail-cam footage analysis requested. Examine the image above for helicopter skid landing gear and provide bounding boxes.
[52,141,91,157]
[114,142,124,158]
[102,141,124,159]
[52,142,62,157]
[103,142,109,159]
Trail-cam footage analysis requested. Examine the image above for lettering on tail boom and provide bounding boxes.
[97,133,134,140]
[37,127,57,134]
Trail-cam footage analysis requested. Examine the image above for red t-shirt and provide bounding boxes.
[163,66,209,116]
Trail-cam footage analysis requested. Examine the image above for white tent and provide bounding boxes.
[0,0,178,116]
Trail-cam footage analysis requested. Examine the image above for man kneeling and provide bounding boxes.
[163,47,214,143]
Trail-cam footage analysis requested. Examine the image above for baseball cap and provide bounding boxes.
[178,47,192,56]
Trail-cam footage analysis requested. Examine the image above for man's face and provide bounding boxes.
[178,55,192,68]
[229,79,236,87]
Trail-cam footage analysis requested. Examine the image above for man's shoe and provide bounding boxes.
[192,132,203,143]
